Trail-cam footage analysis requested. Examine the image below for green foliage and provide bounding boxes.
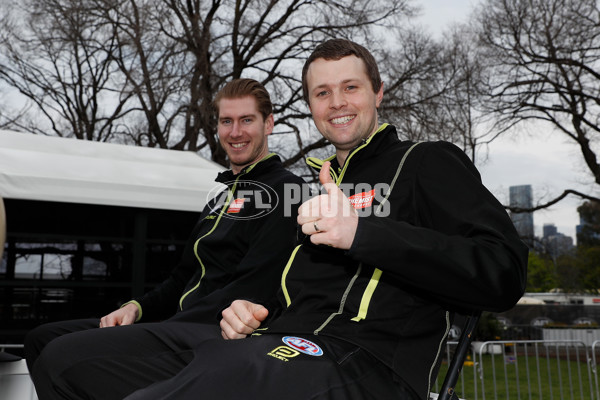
[526,246,600,294]
[554,252,582,292]
[526,252,558,292]
[573,246,600,291]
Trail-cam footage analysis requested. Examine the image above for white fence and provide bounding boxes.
[434,339,600,400]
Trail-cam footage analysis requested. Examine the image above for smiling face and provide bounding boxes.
[306,55,383,165]
[217,95,273,174]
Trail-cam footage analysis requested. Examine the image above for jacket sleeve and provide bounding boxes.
[347,141,528,312]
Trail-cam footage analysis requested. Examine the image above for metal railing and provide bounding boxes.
[434,339,598,400]
[590,340,600,400]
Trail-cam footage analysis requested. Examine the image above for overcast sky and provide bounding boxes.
[416,0,592,242]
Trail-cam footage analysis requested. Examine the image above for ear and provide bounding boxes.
[264,113,274,136]
[375,81,384,108]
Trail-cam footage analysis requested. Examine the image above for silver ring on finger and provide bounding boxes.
[313,220,320,233]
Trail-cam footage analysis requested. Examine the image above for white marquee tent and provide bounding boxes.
[0,130,225,212]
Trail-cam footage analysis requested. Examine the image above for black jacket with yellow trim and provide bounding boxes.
[263,125,528,399]
[131,154,305,324]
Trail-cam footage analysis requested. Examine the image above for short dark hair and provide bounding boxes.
[214,78,273,120]
[301,39,382,104]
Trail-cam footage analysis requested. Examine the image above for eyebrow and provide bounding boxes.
[312,78,360,91]
[219,114,256,121]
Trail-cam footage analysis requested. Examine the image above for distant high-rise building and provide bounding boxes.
[546,234,574,258]
[509,185,534,246]
[576,201,600,245]
[540,222,574,257]
[543,223,558,238]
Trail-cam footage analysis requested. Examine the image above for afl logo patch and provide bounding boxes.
[282,336,323,356]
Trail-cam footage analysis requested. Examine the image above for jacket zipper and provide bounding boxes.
[279,125,389,333]
[178,153,277,310]
[178,175,242,310]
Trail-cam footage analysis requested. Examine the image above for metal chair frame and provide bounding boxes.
[437,312,481,400]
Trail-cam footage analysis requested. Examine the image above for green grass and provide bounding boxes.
[433,350,596,400]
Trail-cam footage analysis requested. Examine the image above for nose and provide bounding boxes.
[330,90,347,109]
[230,121,242,138]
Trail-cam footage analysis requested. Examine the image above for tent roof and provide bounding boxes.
[0,130,225,212]
[517,296,546,305]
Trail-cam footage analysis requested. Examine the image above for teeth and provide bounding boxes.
[231,143,247,148]
[331,115,355,125]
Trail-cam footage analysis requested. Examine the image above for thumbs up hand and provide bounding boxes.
[297,161,358,249]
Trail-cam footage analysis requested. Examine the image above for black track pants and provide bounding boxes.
[31,321,220,400]
[25,318,99,372]
[125,333,419,400]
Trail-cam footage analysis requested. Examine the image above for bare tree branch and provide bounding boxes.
[507,189,600,213]
[476,0,600,209]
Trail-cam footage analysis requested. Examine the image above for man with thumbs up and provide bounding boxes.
[210,39,527,400]
[113,39,529,400]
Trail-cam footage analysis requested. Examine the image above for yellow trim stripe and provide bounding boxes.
[179,186,235,309]
[314,263,362,334]
[305,124,389,185]
[428,311,451,396]
[121,300,143,322]
[281,245,303,307]
[351,268,382,322]
[376,141,421,215]
[336,124,388,183]
[306,155,338,182]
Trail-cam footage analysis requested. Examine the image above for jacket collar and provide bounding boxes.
[216,153,280,183]
[305,124,399,183]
